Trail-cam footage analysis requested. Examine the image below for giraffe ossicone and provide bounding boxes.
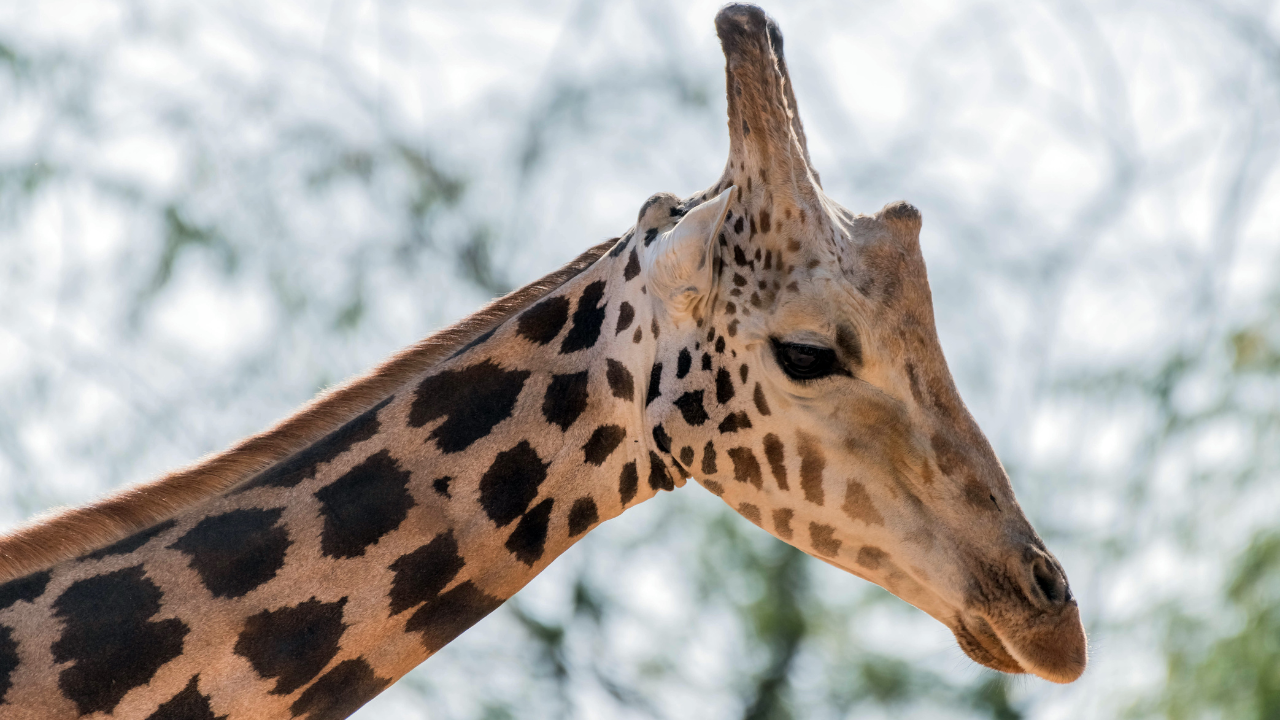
[0,4,1085,718]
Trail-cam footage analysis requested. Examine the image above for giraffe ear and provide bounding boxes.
[645,186,736,320]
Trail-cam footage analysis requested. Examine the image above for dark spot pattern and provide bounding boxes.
[52,566,189,715]
[753,383,771,415]
[83,519,177,561]
[772,509,794,540]
[798,432,826,505]
[568,497,599,537]
[676,348,692,378]
[238,397,393,491]
[616,302,635,334]
[739,364,749,384]
[0,570,49,611]
[316,450,414,559]
[543,371,590,431]
[643,227,660,247]
[648,451,675,491]
[715,368,735,404]
[844,480,885,526]
[652,425,672,453]
[144,676,224,720]
[410,360,530,454]
[388,531,467,615]
[606,359,634,401]
[234,598,347,695]
[289,658,389,720]
[432,476,452,498]
[702,441,718,475]
[506,498,554,566]
[0,625,16,706]
[516,296,570,345]
[728,448,763,489]
[405,581,504,653]
[645,362,663,406]
[583,424,626,465]
[762,434,789,490]
[715,336,726,353]
[738,503,762,525]
[674,391,710,426]
[619,462,639,505]
[857,546,887,570]
[718,412,752,433]
[479,441,549,527]
[170,509,289,598]
[810,523,842,557]
[560,280,608,354]
[702,353,713,371]
[624,249,641,280]
[679,446,695,467]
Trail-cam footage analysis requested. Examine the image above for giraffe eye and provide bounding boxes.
[772,339,840,381]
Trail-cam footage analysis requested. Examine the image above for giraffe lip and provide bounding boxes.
[951,616,1026,675]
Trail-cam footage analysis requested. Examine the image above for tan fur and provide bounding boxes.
[0,239,615,583]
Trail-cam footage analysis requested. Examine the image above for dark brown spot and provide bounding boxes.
[606,359,634,401]
[716,368,735,404]
[809,523,841,557]
[583,425,627,465]
[842,480,884,526]
[619,462,639,505]
[762,434,788,490]
[616,301,635,334]
[568,497,599,537]
[679,446,695,467]
[772,509,794,540]
[701,441,718,475]
[738,503,762,525]
[727,448,763,489]
[718,411,752,433]
[797,431,825,505]
[857,546,887,570]
[753,383,770,415]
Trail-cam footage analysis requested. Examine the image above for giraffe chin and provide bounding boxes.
[952,605,1088,683]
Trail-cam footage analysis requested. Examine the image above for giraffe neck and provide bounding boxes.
[0,233,674,719]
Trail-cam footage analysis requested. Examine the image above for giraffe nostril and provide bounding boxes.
[1031,556,1067,606]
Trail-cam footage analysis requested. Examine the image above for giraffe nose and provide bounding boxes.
[1024,545,1073,610]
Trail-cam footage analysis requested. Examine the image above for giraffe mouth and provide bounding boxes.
[951,615,1025,675]
[951,602,1088,683]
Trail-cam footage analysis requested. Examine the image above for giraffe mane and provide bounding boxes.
[0,238,618,583]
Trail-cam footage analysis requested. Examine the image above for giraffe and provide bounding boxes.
[0,5,1086,719]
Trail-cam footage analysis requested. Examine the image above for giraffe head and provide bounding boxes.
[634,5,1086,683]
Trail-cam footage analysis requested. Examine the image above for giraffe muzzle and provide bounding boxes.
[953,543,1087,683]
